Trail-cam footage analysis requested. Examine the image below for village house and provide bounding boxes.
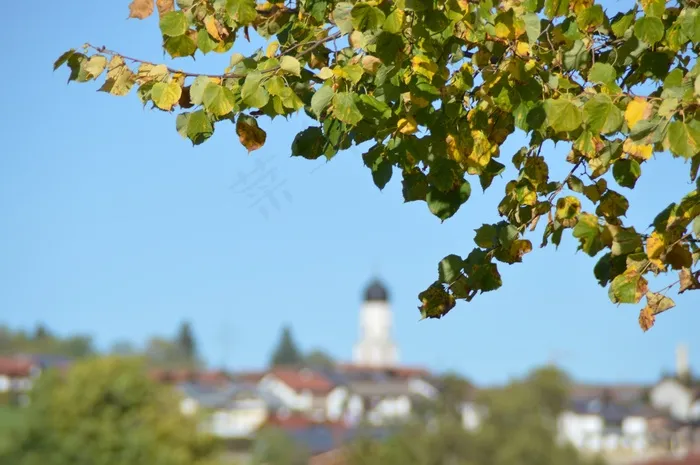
[257,367,337,420]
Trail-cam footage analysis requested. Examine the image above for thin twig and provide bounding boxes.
[86,31,341,81]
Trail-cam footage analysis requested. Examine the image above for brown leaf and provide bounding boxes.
[645,291,675,314]
[236,115,267,153]
[156,0,174,16]
[666,243,693,270]
[179,86,193,109]
[638,306,655,332]
[679,268,700,293]
[128,0,154,19]
[244,26,251,42]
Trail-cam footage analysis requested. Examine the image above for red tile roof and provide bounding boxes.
[148,369,231,385]
[337,363,431,379]
[268,368,335,394]
[264,412,347,431]
[632,453,700,465]
[0,357,35,377]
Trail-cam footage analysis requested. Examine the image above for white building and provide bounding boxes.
[352,279,398,368]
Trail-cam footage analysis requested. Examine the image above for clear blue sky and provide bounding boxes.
[1,0,698,386]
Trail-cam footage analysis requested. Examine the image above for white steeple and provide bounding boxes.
[352,278,398,367]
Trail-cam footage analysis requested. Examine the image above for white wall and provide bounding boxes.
[558,412,604,450]
[461,402,482,431]
[408,378,438,399]
[326,386,348,421]
[258,374,312,411]
[650,379,693,421]
[209,405,268,438]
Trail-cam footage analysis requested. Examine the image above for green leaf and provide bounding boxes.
[202,83,235,116]
[54,49,76,71]
[611,12,634,38]
[583,94,623,134]
[544,98,583,132]
[189,76,211,105]
[573,213,604,256]
[523,13,541,45]
[332,92,363,125]
[292,127,325,160]
[351,3,386,31]
[634,16,665,44]
[402,171,428,202]
[418,282,456,320]
[226,0,258,25]
[159,11,189,37]
[362,145,393,190]
[610,227,643,256]
[667,121,700,159]
[427,181,471,221]
[241,72,270,109]
[474,224,499,249]
[577,4,604,30]
[609,269,648,304]
[438,254,465,284]
[265,76,286,96]
[164,35,197,58]
[588,63,617,86]
[596,190,629,219]
[544,0,569,19]
[151,81,182,111]
[280,56,301,77]
[332,2,354,34]
[384,8,404,34]
[177,110,214,146]
[612,159,642,188]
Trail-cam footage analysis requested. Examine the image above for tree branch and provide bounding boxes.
[86,31,341,81]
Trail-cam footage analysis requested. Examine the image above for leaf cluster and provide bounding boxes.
[55,0,700,330]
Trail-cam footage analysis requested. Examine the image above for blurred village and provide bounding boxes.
[1,278,699,465]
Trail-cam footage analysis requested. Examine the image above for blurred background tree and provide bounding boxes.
[0,356,221,465]
[346,366,605,465]
[250,426,309,465]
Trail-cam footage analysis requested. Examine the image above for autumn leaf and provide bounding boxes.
[156,0,174,16]
[638,306,655,332]
[128,0,154,19]
[398,116,418,135]
[236,114,267,152]
[624,98,652,130]
[679,268,700,293]
[205,16,222,41]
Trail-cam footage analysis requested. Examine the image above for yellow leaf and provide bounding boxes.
[510,239,533,260]
[266,41,279,58]
[570,0,593,14]
[623,138,653,160]
[236,116,267,153]
[128,0,154,19]
[646,231,665,259]
[446,134,462,162]
[638,306,655,332]
[411,55,438,81]
[398,116,418,135]
[156,0,174,16]
[516,42,530,57]
[317,67,333,80]
[624,97,652,130]
[205,16,223,41]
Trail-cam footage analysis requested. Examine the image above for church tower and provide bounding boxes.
[352,278,399,367]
